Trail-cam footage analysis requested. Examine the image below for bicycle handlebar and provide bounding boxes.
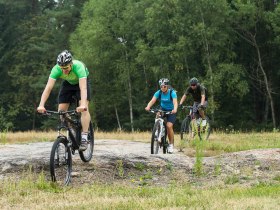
[42,110,78,116]
[148,108,173,115]
[181,105,193,110]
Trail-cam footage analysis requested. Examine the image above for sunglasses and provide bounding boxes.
[60,65,71,70]
[191,84,197,87]
[161,85,167,88]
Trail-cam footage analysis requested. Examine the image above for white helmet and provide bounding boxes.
[57,50,72,66]
[159,78,170,86]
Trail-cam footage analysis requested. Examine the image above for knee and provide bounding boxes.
[166,123,173,129]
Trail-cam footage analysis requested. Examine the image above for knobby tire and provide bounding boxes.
[151,121,161,154]
[79,121,94,162]
[50,137,72,186]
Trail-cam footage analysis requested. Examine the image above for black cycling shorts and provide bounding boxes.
[58,79,91,104]
[166,113,176,124]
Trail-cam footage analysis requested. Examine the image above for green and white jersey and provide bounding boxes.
[49,60,89,85]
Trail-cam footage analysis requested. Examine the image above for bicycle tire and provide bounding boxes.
[50,137,72,186]
[79,121,94,162]
[162,124,168,154]
[151,121,161,154]
[180,116,191,140]
[198,116,211,141]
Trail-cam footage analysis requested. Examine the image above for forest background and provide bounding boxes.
[1,0,280,132]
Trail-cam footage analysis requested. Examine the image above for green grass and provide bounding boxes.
[184,132,280,157]
[0,174,279,209]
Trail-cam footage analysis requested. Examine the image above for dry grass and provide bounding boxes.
[0,130,152,144]
[1,130,279,157]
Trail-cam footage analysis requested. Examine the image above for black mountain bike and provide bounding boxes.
[180,105,211,141]
[44,109,94,186]
[148,108,172,154]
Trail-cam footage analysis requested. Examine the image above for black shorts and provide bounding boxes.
[58,79,91,104]
[161,108,176,124]
[166,113,176,124]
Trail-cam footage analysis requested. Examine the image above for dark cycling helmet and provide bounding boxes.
[159,78,170,86]
[57,50,72,66]
[189,77,199,85]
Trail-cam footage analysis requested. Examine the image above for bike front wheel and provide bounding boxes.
[151,121,161,154]
[180,116,191,141]
[198,116,211,141]
[50,137,72,185]
[79,121,94,162]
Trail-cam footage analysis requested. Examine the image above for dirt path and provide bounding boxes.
[0,140,279,186]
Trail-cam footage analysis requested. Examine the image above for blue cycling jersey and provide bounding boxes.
[154,89,177,111]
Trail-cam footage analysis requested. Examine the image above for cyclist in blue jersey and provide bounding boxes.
[145,78,178,153]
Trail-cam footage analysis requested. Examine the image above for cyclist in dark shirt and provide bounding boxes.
[179,77,208,126]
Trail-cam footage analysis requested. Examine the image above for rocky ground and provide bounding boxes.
[0,140,279,187]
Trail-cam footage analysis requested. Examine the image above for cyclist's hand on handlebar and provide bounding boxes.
[76,105,87,112]
[37,106,46,113]
[171,109,177,114]
[145,106,150,111]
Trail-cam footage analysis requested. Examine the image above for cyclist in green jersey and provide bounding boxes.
[37,50,91,151]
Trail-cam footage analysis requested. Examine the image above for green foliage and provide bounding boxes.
[0,0,280,131]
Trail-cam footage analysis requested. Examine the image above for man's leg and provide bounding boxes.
[58,103,70,124]
[80,100,91,133]
[198,102,208,126]
[79,100,91,151]
[58,103,70,111]
[198,109,205,119]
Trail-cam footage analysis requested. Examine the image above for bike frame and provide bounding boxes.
[46,110,82,152]
[181,105,211,141]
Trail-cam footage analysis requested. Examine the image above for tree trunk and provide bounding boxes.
[143,65,148,89]
[253,38,276,128]
[200,10,215,121]
[33,103,36,130]
[125,50,134,132]
[114,104,122,131]
[264,95,269,124]
[184,56,190,80]
[128,76,134,132]
[235,28,276,128]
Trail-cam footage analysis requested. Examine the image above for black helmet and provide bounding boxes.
[189,77,199,85]
[57,50,72,66]
[159,78,170,86]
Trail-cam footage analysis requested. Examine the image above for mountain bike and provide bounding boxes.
[148,108,172,154]
[44,109,94,186]
[180,105,210,141]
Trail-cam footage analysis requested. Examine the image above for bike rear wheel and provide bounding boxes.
[79,121,94,162]
[151,121,161,154]
[50,137,72,185]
